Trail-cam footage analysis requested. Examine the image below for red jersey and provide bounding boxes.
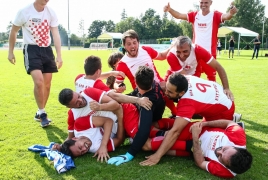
[188,11,223,58]
[116,46,164,89]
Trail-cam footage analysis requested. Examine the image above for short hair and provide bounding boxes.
[58,88,73,106]
[108,52,124,69]
[135,66,154,90]
[84,55,101,75]
[175,36,192,47]
[122,29,139,46]
[168,73,188,93]
[60,139,76,158]
[228,147,253,174]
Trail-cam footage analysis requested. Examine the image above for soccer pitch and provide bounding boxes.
[0,48,267,179]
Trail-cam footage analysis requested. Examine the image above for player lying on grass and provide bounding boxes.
[140,120,252,178]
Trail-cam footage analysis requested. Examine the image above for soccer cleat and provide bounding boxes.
[40,113,50,128]
[233,113,242,123]
[34,113,52,122]
[237,122,245,130]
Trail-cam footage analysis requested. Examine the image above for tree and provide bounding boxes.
[78,19,86,46]
[140,9,162,39]
[115,17,141,33]
[58,24,68,46]
[70,34,81,46]
[179,21,193,38]
[121,9,127,20]
[88,20,106,38]
[105,20,115,32]
[161,19,182,38]
[225,0,265,34]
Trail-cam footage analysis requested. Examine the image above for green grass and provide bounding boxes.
[0,48,267,180]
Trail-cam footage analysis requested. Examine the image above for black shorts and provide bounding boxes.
[23,44,58,75]
[217,47,222,51]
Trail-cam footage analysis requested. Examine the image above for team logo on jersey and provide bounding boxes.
[32,18,41,23]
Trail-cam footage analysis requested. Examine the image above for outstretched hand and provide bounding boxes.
[139,153,160,166]
[93,145,110,163]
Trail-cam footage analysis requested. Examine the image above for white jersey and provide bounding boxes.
[13,3,58,47]
[74,127,115,153]
[176,75,233,121]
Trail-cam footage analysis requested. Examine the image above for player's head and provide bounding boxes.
[135,66,154,91]
[175,36,192,62]
[165,73,188,100]
[108,52,124,70]
[61,136,92,158]
[199,0,212,11]
[122,29,140,57]
[84,55,102,76]
[58,88,87,108]
[215,146,252,174]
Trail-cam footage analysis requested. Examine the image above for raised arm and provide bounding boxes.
[222,2,238,21]
[164,2,188,20]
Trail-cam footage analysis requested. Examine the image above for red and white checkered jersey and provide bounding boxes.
[13,4,58,47]
[73,118,115,153]
[188,11,223,57]
[116,46,164,89]
[167,44,213,76]
[68,87,117,134]
[176,75,233,121]
[75,74,110,93]
[200,125,246,178]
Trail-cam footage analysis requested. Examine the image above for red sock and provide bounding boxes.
[151,137,187,151]
[157,118,175,130]
[175,150,191,157]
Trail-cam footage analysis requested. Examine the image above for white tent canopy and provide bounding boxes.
[97,32,123,49]
[217,26,258,54]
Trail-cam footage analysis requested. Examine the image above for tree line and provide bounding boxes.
[0,0,267,47]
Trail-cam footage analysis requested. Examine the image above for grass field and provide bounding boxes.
[0,48,268,180]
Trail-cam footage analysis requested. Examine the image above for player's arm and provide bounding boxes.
[112,105,125,147]
[99,71,125,80]
[90,94,120,111]
[154,46,174,60]
[8,25,21,64]
[51,26,63,69]
[222,3,238,21]
[191,122,208,170]
[92,116,113,162]
[164,2,187,20]
[201,120,237,129]
[107,91,152,110]
[208,59,234,100]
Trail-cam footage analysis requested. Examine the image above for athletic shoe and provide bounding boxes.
[233,113,242,123]
[34,113,52,122]
[237,122,245,130]
[40,113,50,128]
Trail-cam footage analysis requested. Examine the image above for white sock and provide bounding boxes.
[37,109,46,115]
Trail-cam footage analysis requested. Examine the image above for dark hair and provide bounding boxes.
[228,147,253,174]
[60,139,76,158]
[58,88,73,106]
[84,55,101,75]
[108,52,124,69]
[168,73,188,93]
[135,66,154,90]
[122,29,139,46]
